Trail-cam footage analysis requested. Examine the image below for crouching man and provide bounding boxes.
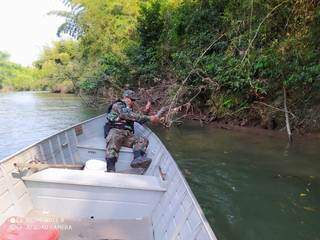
[105,90,159,172]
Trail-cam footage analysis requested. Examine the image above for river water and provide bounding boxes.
[0,92,319,240]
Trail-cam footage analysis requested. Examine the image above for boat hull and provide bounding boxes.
[0,114,217,240]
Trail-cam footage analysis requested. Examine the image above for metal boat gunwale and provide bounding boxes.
[0,113,217,239]
[0,114,104,164]
[146,127,216,238]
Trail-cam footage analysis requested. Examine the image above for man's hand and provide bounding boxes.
[145,100,151,111]
[144,100,152,113]
[149,115,160,124]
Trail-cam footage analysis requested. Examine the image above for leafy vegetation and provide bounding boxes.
[0,52,45,91]
[33,40,80,93]
[4,0,320,130]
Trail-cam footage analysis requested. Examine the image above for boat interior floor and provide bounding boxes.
[76,136,147,175]
[27,210,154,240]
[77,136,107,151]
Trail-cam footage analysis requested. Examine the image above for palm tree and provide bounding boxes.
[48,0,85,39]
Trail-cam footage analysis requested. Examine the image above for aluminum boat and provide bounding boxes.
[0,114,217,240]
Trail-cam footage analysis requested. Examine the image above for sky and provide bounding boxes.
[0,0,70,66]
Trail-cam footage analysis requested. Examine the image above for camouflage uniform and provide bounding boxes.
[105,101,150,159]
[106,128,149,159]
[105,99,151,172]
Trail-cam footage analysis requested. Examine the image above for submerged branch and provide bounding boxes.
[283,86,293,143]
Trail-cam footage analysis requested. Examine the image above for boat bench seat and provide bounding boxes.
[22,168,166,220]
[22,168,165,191]
[77,137,133,171]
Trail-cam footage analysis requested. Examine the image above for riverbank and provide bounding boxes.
[105,84,320,136]
[2,88,319,137]
[0,82,74,94]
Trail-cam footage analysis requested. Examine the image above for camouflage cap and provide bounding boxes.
[122,89,139,100]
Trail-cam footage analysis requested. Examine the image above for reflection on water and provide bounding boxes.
[0,92,101,159]
[154,123,320,240]
[1,92,319,240]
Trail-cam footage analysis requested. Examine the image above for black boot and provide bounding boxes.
[106,157,117,172]
[131,150,152,170]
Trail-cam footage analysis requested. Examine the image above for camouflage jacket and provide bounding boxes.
[106,100,150,131]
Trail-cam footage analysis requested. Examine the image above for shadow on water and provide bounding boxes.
[153,122,320,240]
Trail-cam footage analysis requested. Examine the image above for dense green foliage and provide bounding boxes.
[34,40,79,93]
[35,0,140,94]
[131,0,320,112]
[33,0,320,129]
[0,52,45,91]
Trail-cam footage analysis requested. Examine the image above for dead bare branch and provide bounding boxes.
[241,0,289,63]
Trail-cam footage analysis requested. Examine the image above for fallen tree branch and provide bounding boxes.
[254,101,296,118]
[220,106,251,118]
[165,34,225,126]
[241,0,288,63]
[161,87,204,127]
[283,86,293,143]
[193,34,225,67]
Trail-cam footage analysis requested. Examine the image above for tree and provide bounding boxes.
[48,2,84,38]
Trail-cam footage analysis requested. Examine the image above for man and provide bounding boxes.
[105,90,159,172]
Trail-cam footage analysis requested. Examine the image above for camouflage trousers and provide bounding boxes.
[105,128,149,159]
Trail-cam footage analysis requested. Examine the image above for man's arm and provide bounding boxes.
[113,102,151,123]
[142,100,152,114]
[120,108,151,123]
[114,102,160,124]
